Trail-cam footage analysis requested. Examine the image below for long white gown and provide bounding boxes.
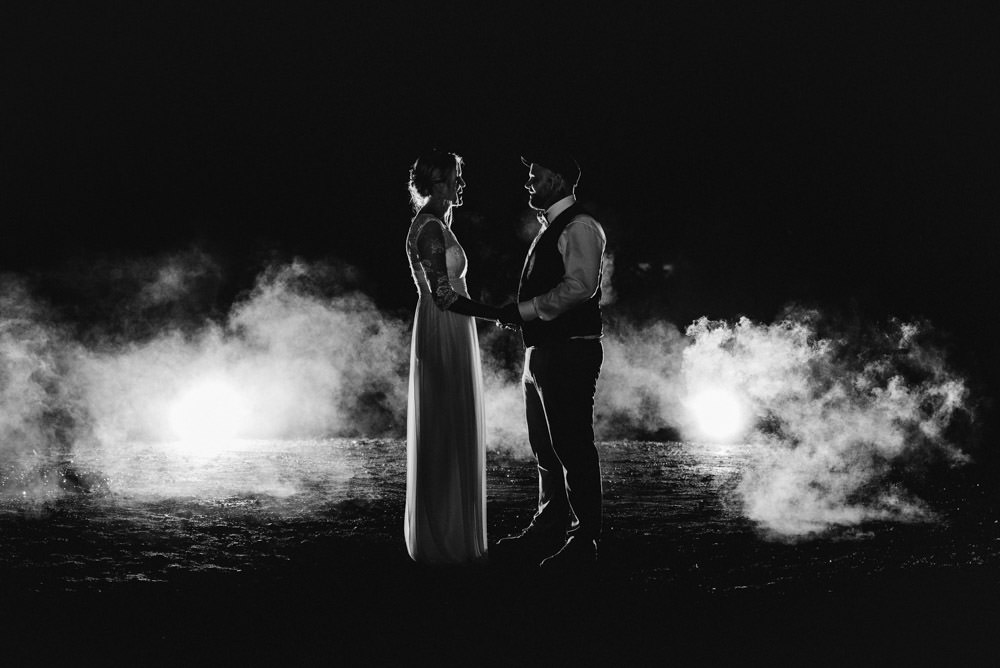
[404,213,487,564]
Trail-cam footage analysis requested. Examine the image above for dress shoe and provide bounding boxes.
[539,535,598,569]
[494,523,566,561]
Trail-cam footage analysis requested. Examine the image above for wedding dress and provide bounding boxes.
[404,213,487,563]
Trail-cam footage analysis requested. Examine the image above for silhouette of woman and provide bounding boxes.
[403,150,499,563]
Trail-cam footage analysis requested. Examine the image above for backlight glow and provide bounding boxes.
[168,378,246,449]
[685,387,749,443]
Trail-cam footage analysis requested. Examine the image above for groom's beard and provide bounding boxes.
[528,191,546,211]
[528,181,564,211]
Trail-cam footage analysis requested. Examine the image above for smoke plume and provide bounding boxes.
[0,277,87,498]
[0,255,977,539]
[73,259,411,445]
[595,317,687,440]
[681,310,971,537]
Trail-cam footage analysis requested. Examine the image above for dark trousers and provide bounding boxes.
[522,339,603,541]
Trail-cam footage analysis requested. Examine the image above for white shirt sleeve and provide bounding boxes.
[517,215,606,322]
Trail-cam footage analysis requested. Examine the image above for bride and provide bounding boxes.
[404,150,501,564]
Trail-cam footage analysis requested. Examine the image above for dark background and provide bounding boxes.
[2,7,999,659]
[3,3,998,391]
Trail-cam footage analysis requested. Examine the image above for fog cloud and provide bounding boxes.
[0,257,976,538]
[682,311,971,537]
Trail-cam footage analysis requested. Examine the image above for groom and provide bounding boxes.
[496,146,607,569]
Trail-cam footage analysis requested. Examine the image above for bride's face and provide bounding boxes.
[438,165,465,208]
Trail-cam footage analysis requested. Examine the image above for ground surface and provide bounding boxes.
[1,439,998,665]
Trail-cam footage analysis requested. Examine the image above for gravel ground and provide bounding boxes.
[1,439,998,665]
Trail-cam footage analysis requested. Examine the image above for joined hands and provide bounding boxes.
[495,302,523,330]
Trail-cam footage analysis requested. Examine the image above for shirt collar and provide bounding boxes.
[542,195,576,227]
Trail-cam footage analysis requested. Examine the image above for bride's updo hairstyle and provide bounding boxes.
[408,149,463,212]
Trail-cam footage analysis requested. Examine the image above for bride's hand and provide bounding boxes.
[494,302,522,330]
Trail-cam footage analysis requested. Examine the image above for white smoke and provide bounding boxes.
[0,258,411,499]
[0,256,977,540]
[0,277,89,500]
[595,318,688,439]
[0,256,536,495]
[482,364,530,456]
[681,310,971,537]
[135,248,222,310]
[75,259,411,448]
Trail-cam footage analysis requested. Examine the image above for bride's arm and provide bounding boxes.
[415,220,501,321]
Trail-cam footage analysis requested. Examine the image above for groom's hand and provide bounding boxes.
[496,302,523,329]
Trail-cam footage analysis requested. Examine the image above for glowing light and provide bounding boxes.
[685,388,749,443]
[168,379,246,450]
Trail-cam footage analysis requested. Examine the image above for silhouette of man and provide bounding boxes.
[496,147,606,568]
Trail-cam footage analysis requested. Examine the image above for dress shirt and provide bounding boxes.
[517,195,606,325]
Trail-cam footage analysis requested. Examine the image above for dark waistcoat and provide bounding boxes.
[518,202,603,348]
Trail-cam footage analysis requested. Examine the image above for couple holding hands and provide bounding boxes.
[404,145,606,571]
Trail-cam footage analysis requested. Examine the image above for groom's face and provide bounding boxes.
[524,164,561,212]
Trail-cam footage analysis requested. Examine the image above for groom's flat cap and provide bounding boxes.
[520,149,581,187]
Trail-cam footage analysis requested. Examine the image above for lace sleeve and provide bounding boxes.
[415,219,459,310]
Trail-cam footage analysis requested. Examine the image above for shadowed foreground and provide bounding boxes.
[1,439,998,665]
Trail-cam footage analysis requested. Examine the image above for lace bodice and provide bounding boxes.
[406,213,469,309]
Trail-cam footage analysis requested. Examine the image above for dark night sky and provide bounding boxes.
[3,3,999,376]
